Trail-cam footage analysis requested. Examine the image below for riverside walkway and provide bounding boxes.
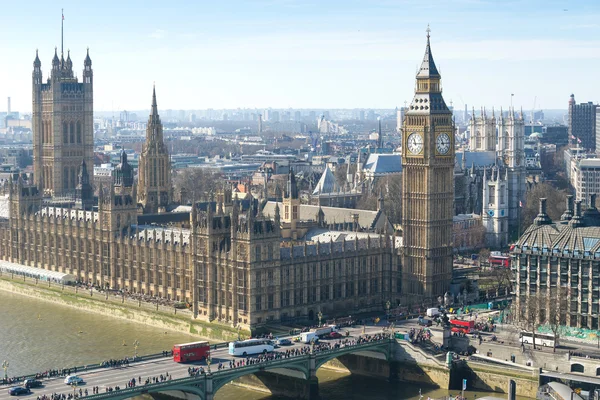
[0,330,394,400]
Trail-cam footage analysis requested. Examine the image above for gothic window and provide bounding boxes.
[489,186,495,205]
[500,186,505,204]
[255,295,262,311]
[63,167,69,189]
[70,122,75,143]
[267,294,274,309]
[77,121,82,143]
[63,122,68,144]
[255,245,261,262]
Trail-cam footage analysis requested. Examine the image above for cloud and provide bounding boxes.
[149,29,167,39]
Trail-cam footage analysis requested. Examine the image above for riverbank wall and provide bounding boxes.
[0,276,247,341]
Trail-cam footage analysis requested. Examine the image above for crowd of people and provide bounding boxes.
[185,333,390,377]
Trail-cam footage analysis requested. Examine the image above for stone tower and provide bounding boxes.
[497,107,526,231]
[469,107,496,152]
[138,86,172,214]
[32,48,94,197]
[482,166,509,248]
[401,28,454,298]
[75,159,94,210]
[282,168,300,240]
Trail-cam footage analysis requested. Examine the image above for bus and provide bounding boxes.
[449,319,475,334]
[489,255,510,267]
[228,339,275,356]
[173,341,210,363]
[520,332,557,347]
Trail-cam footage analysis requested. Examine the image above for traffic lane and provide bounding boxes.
[2,329,389,400]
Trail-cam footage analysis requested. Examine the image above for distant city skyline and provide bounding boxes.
[2,0,600,112]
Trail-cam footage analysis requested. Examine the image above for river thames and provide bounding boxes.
[0,290,525,399]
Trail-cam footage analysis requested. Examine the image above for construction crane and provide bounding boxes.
[531,96,537,125]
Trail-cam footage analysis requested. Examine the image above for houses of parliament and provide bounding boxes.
[0,32,454,330]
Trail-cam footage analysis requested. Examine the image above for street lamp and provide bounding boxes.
[237,325,241,341]
[318,311,323,327]
[206,352,212,374]
[386,300,391,321]
[310,338,315,355]
[1,360,8,382]
[133,339,140,359]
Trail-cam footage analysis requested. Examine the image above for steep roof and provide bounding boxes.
[416,30,440,79]
[312,165,338,195]
[363,153,402,175]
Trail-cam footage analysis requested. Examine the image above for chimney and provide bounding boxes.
[561,194,574,222]
[533,198,552,226]
[569,200,584,228]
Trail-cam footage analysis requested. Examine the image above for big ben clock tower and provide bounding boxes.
[401,28,454,299]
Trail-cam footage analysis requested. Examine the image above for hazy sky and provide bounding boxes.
[1,0,599,113]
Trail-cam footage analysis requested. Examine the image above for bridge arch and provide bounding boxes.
[211,357,310,395]
[314,340,392,371]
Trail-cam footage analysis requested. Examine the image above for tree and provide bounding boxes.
[511,294,543,350]
[356,174,403,225]
[544,287,568,352]
[522,183,568,231]
[173,169,224,203]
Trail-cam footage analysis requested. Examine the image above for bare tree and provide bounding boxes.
[511,294,543,350]
[522,183,568,231]
[544,287,568,352]
[173,169,224,203]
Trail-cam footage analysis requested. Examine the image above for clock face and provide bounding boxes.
[407,133,423,155]
[436,133,451,155]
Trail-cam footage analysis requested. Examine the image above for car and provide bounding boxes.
[276,338,292,346]
[24,380,42,389]
[417,318,433,327]
[8,387,30,396]
[64,375,84,385]
[327,332,343,339]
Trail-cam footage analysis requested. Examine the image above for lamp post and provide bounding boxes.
[317,311,323,327]
[237,325,241,341]
[1,360,8,382]
[310,338,315,355]
[206,352,212,374]
[386,300,391,321]
[133,339,140,359]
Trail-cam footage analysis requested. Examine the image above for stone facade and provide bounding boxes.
[32,48,94,197]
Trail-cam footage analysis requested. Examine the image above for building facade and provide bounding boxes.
[32,49,94,197]
[0,57,402,330]
[512,195,600,330]
[401,30,454,297]
[568,94,597,152]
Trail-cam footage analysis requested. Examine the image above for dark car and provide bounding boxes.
[8,387,30,396]
[418,318,433,327]
[276,338,292,346]
[24,380,42,389]
[327,332,343,339]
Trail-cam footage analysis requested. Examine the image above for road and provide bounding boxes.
[0,325,389,400]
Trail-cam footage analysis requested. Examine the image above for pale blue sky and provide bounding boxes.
[1,0,599,112]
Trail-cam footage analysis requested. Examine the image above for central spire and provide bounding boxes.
[151,84,158,116]
[417,25,440,79]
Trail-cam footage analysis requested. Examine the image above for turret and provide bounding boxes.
[377,189,385,211]
[76,159,94,210]
[569,200,584,228]
[51,47,60,75]
[83,48,93,84]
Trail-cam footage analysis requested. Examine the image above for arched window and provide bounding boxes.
[77,121,82,143]
[70,122,75,143]
[63,167,69,189]
[571,363,584,373]
[63,122,68,144]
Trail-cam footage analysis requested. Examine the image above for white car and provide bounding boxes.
[64,375,84,385]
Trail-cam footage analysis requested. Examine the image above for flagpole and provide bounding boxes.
[61,9,64,58]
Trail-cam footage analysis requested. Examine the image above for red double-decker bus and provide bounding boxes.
[449,320,475,334]
[173,341,210,363]
[489,255,509,267]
